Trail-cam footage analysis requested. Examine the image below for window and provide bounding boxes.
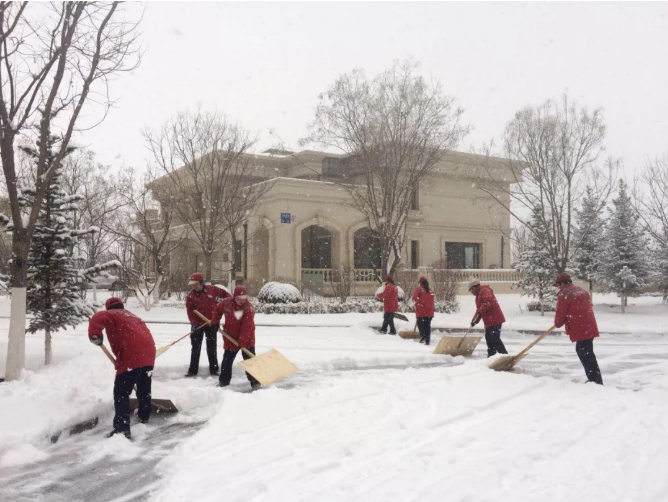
[301,225,332,269]
[234,240,242,272]
[411,240,419,269]
[410,186,419,210]
[354,228,381,269]
[445,242,480,269]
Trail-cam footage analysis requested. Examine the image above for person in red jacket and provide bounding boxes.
[210,286,260,390]
[412,276,435,345]
[185,272,231,377]
[554,273,603,385]
[88,297,156,439]
[469,279,508,357]
[377,275,399,335]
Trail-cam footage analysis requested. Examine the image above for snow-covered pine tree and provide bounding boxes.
[572,186,606,300]
[651,240,668,305]
[600,180,651,313]
[515,209,558,316]
[20,136,119,364]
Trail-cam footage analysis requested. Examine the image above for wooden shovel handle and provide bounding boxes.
[515,326,555,359]
[100,344,116,364]
[194,310,255,359]
[455,326,472,350]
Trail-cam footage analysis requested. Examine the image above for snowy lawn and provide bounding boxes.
[1,292,667,501]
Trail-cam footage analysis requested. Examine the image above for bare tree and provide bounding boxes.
[0,2,141,380]
[330,265,353,303]
[302,60,469,279]
[59,148,124,300]
[145,109,270,281]
[510,223,531,267]
[430,261,463,303]
[106,168,186,311]
[476,94,617,274]
[633,155,668,245]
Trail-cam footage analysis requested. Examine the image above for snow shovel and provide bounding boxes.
[393,313,409,322]
[99,345,179,414]
[194,311,298,387]
[488,326,555,372]
[156,326,204,357]
[433,327,482,357]
[398,321,420,339]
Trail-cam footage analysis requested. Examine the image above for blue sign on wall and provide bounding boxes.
[281,212,291,224]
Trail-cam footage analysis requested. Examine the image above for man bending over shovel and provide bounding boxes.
[553,273,603,385]
[210,286,261,390]
[469,280,508,357]
[88,297,156,439]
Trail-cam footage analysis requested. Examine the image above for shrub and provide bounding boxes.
[257,282,302,304]
[254,298,459,315]
[526,300,556,312]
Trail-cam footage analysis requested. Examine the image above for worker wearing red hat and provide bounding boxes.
[88,297,156,439]
[211,285,260,390]
[376,275,399,335]
[412,276,435,345]
[185,272,231,377]
[553,273,603,384]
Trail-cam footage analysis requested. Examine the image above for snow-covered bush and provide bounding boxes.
[526,300,556,312]
[254,298,459,315]
[257,282,302,304]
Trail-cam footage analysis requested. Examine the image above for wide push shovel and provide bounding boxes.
[398,321,420,339]
[195,311,298,387]
[433,327,482,357]
[99,345,179,414]
[488,326,555,372]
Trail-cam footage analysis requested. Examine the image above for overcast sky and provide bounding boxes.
[82,2,668,178]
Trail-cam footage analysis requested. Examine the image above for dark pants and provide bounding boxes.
[113,366,153,433]
[417,316,433,345]
[576,339,603,384]
[380,312,396,334]
[188,325,219,374]
[485,324,508,357]
[219,347,260,387]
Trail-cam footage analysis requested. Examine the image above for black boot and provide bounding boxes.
[107,429,131,439]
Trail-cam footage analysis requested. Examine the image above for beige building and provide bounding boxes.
[156,149,521,295]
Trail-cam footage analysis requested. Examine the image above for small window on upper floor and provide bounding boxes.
[410,185,419,210]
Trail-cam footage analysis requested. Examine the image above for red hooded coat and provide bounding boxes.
[88,309,156,375]
[211,297,256,350]
[474,285,506,328]
[412,285,435,318]
[377,283,399,313]
[554,283,599,342]
[186,285,231,325]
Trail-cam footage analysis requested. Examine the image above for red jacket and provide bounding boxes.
[186,285,231,325]
[88,309,156,375]
[412,286,435,317]
[377,283,399,313]
[211,297,256,350]
[474,285,506,328]
[554,283,599,342]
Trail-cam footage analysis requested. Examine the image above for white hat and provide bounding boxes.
[467,279,481,291]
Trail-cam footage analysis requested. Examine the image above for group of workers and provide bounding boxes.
[88,270,603,439]
[376,271,603,384]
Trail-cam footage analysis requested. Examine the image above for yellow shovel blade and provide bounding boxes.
[238,349,298,386]
[433,335,483,356]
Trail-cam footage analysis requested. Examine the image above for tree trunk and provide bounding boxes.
[92,282,97,301]
[151,275,163,305]
[589,280,594,302]
[45,326,52,366]
[204,251,213,281]
[4,238,30,381]
[621,295,626,314]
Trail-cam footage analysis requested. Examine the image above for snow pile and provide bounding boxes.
[257,282,302,304]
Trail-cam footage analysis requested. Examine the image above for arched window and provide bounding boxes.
[354,228,381,269]
[301,225,332,269]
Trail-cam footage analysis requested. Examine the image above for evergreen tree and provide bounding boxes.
[515,209,558,316]
[649,240,668,305]
[599,180,651,313]
[20,136,118,364]
[572,186,606,300]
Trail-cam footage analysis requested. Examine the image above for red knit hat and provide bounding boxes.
[189,272,204,285]
[553,272,572,286]
[418,276,427,282]
[105,297,124,310]
[233,285,247,297]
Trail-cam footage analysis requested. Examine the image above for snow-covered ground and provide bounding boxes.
[1,292,668,501]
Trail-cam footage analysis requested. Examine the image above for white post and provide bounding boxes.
[5,287,27,380]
